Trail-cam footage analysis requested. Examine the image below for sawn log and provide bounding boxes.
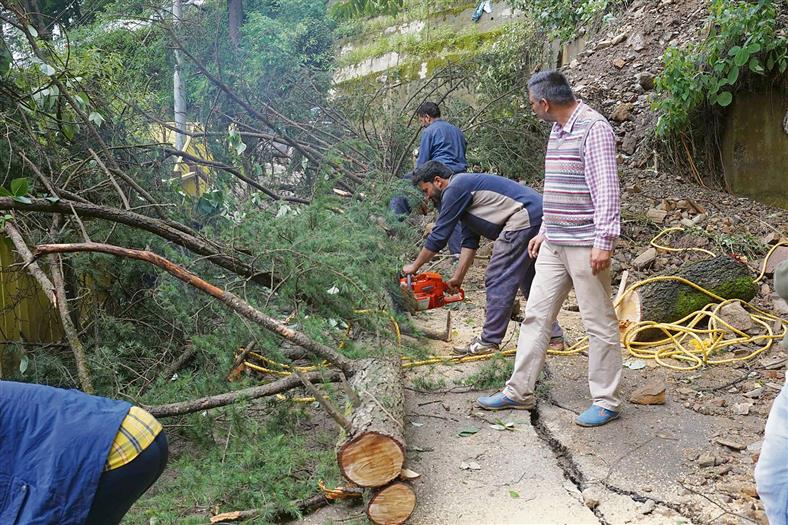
[616,255,758,339]
[337,355,406,488]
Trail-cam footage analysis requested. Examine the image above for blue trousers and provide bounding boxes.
[85,431,168,525]
[390,196,462,256]
[481,225,563,345]
[755,381,788,525]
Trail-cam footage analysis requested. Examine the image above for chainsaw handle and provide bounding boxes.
[444,288,465,303]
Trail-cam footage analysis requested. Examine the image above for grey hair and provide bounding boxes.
[527,70,575,105]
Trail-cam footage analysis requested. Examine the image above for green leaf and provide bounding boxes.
[27,25,38,38]
[0,187,12,197]
[0,46,10,76]
[62,123,78,141]
[19,355,29,375]
[734,49,750,67]
[490,424,507,431]
[88,111,104,127]
[38,63,55,76]
[10,178,29,196]
[746,42,761,54]
[457,426,480,437]
[12,195,32,204]
[748,56,764,73]
[716,91,733,107]
[726,66,739,85]
[509,490,520,498]
[728,46,741,57]
[45,195,60,204]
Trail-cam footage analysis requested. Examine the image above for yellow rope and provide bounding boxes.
[650,226,716,257]
[754,241,788,283]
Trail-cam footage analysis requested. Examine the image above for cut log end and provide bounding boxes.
[338,431,405,487]
[367,482,416,525]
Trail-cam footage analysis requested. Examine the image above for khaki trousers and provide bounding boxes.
[503,241,622,411]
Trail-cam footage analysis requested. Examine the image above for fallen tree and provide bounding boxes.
[616,255,759,339]
[33,242,414,522]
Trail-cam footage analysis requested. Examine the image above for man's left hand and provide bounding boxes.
[402,263,419,276]
[590,248,612,275]
[445,276,463,293]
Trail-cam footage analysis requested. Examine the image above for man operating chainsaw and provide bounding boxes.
[401,160,563,355]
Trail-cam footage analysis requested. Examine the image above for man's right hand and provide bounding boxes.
[528,234,545,259]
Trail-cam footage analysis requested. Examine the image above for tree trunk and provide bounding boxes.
[367,481,416,525]
[616,255,758,340]
[173,0,187,151]
[337,356,406,488]
[228,0,243,48]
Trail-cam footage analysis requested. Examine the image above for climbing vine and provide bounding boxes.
[508,0,630,41]
[652,0,787,136]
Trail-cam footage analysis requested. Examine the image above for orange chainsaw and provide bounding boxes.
[400,272,465,311]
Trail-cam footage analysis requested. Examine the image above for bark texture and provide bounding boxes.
[337,356,406,488]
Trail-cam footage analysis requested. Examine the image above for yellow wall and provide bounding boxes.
[0,237,63,346]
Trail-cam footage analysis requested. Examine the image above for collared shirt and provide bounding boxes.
[417,119,468,173]
[540,102,620,250]
[105,406,163,471]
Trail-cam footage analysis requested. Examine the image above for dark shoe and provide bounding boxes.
[477,392,535,411]
[575,404,620,427]
[452,336,499,356]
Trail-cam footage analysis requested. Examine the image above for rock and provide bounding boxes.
[715,437,746,451]
[612,57,626,69]
[772,295,788,316]
[733,403,752,416]
[611,32,628,45]
[647,208,668,223]
[640,499,656,514]
[610,102,633,122]
[698,453,716,467]
[761,232,781,245]
[629,378,666,404]
[708,398,727,407]
[743,387,763,398]
[596,40,613,51]
[630,32,646,52]
[676,387,696,397]
[637,71,655,90]
[765,246,788,274]
[747,440,763,453]
[621,133,638,155]
[581,488,601,509]
[719,302,754,331]
[632,247,658,269]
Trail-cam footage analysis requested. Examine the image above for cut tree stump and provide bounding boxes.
[616,255,758,340]
[367,481,416,525]
[337,356,406,488]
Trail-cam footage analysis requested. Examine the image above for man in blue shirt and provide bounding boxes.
[391,101,466,256]
[402,160,563,356]
[415,101,467,173]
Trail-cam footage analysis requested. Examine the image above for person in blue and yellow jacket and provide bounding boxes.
[0,380,168,525]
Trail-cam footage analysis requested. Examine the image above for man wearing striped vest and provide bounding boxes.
[478,70,623,427]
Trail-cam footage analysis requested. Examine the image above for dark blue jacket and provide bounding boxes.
[0,381,131,525]
[417,119,467,173]
[424,173,543,253]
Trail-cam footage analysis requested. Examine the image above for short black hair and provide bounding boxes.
[416,101,441,118]
[411,160,453,185]
[527,70,575,105]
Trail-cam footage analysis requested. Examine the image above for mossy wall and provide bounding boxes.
[721,77,788,210]
[334,2,524,86]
